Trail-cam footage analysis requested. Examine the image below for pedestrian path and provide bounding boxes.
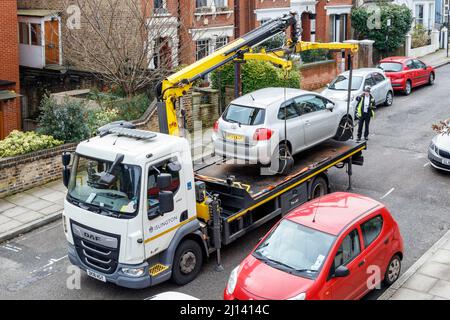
[379,231,450,300]
[420,49,450,68]
[0,180,65,243]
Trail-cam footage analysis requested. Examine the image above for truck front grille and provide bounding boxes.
[71,221,120,274]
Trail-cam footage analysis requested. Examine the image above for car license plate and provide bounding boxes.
[226,134,244,141]
[442,158,450,166]
[87,269,106,282]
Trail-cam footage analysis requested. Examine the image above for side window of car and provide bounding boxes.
[333,229,361,270]
[147,159,180,211]
[413,60,426,69]
[373,73,385,84]
[405,60,414,70]
[295,95,315,115]
[364,76,374,87]
[361,215,384,247]
[278,100,300,120]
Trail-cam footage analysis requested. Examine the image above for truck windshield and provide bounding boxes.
[67,154,141,218]
[223,104,265,125]
[253,219,335,279]
[328,75,363,91]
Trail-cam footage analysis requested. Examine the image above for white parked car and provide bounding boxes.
[212,88,354,170]
[321,68,394,108]
[429,131,450,172]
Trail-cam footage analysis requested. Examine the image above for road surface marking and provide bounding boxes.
[424,162,431,167]
[1,244,22,252]
[380,188,395,200]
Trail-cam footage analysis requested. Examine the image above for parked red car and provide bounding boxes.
[378,56,435,95]
[224,192,404,300]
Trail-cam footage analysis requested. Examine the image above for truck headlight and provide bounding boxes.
[226,266,239,295]
[121,267,145,277]
[288,292,306,300]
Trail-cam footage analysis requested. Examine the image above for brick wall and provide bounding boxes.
[0,0,21,139]
[0,143,77,198]
[300,60,338,91]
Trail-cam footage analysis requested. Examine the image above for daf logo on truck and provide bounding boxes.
[83,232,101,242]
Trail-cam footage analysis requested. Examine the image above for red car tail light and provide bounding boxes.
[213,120,219,132]
[253,128,273,141]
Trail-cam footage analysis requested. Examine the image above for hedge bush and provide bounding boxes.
[0,130,63,158]
[211,60,301,95]
[300,49,332,63]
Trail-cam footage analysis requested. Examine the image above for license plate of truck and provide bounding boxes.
[87,269,106,282]
[226,134,244,141]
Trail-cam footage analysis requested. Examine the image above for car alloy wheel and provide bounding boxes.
[385,91,393,106]
[405,81,412,95]
[429,73,435,85]
[384,255,402,286]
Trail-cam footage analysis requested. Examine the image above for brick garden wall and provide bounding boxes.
[0,143,77,198]
[300,60,338,91]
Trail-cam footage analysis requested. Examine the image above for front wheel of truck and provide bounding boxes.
[172,239,203,285]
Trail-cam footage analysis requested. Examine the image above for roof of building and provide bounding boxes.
[17,9,60,17]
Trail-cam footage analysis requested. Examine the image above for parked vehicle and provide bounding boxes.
[224,192,404,300]
[212,88,354,168]
[429,132,450,171]
[378,57,435,95]
[321,68,394,108]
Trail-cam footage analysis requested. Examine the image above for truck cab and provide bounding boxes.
[62,127,200,288]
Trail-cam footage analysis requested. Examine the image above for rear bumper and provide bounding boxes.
[390,79,405,91]
[212,135,273,165]
[68,244,171,289]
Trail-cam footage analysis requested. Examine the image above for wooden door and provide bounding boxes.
[45,20,60,65]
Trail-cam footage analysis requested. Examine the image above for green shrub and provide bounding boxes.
[411,24,431,48]
[300,49,332,63]
[37,95,91,143]
[0,130,63,158]
[86,108,121,134]
[211,60,301,95]
[113,94,150,121]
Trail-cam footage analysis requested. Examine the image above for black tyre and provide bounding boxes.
[404,80,412,95]
[334,116,353,141]
[172,240,203,286]
[384,91,394,106]
[428,72,435,85]
[309,176,328,200]
[383,254,402,286]
[270,142,294,175]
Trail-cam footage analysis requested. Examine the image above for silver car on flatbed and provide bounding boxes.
[212,87,354,168]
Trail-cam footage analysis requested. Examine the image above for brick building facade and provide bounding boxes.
[0,0,21,139]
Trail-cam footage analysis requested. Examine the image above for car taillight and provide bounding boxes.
[253,128,273,141]
[213,120,219,132]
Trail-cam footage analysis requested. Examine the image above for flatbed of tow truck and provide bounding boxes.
[194,140,366,245]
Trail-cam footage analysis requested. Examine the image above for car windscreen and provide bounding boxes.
[223,104,265,125]
[328,75,363,91]
[252,219,336,279]
[378,62,403,72]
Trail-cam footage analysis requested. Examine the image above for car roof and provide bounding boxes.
[230,87,313,108]
[340,68,384,77]
[286,192,384,236]
[380,56,413,63]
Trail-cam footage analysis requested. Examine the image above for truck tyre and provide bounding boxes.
[334,116,353,142]
[172,239,203,286]
[383,254,402,286]
[309,176,328,200]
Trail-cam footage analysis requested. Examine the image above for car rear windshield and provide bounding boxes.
[379,62,403,72]
[328,75,363,91]
[223,104,265,125]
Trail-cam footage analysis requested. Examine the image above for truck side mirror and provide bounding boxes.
[157,173,172,190]
[159,191,174,215]
[62,152,71,166]
[62,152,72,188]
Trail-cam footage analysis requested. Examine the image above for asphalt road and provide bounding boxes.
[1,64,450,300]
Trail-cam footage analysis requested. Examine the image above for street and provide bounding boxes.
[1,63,450,300]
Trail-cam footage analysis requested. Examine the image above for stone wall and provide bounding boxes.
[0,143,77,198]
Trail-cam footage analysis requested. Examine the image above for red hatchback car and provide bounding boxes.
[378,56,435,95]
[224,192,404,300]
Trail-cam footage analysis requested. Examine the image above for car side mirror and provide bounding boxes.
[159,191,174,215]
[334,265,350,278]
[326,83,330,88]
[326,103,335,111]
[157,173,172,190]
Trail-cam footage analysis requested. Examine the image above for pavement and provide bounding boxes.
[420,49,450,68]
[0,181,65,244]
[379,231,450,300]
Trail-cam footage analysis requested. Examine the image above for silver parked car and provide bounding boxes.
[429,132,450,172]
[321,68,394,108]
[212,87,354,169]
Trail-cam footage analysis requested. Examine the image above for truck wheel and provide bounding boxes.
[172,240,203,286]
[309,177,328,200]
[383,254,402,286]
[334,116,353,141]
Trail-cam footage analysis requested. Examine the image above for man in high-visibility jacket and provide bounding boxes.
[356,86,376,142]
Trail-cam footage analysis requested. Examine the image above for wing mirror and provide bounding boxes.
[326,102,335,111]
[158,191,174,215]
[62,152,71,188]
[334,265,350,278]
[157,173,173,190]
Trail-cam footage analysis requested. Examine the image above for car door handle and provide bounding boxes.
[358,260,365,267]
[305,120,311,126]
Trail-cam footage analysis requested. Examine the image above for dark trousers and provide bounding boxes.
[357,113,371,139]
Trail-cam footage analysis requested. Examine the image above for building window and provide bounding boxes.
[30,23,42,46]
[428,3,434,29]
[196,0,208,8]
[215,36,228,50]
[416,4,424,25]
[214,0,227,8]
[18,22,30,45]
[196,39,210,60]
